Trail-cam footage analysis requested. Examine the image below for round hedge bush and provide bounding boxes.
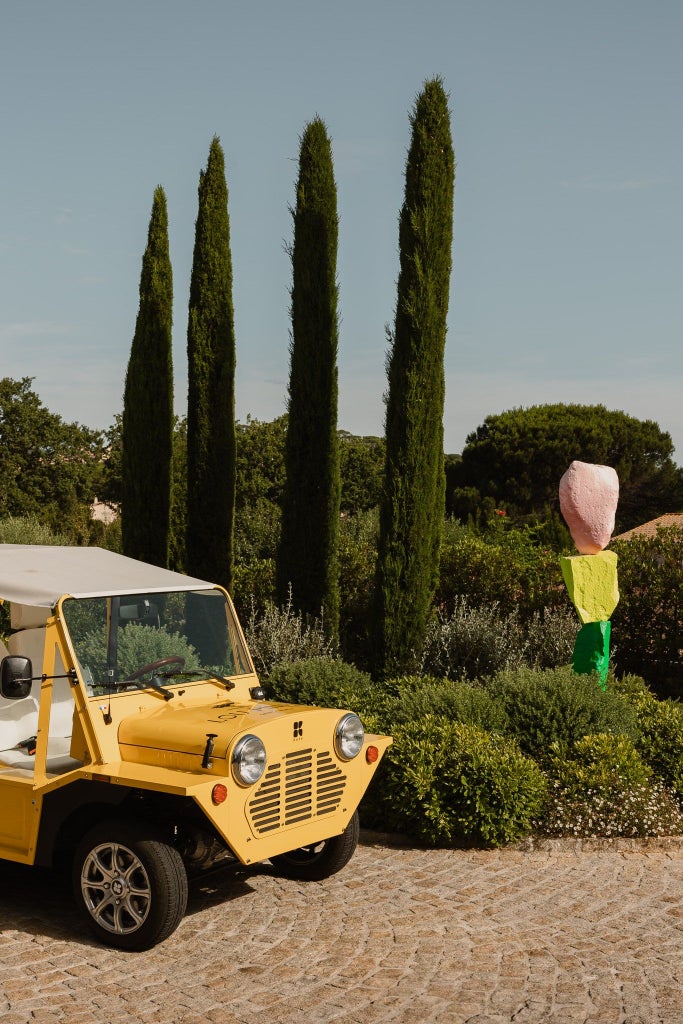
[487,665,639,762]
[374,716,547,847]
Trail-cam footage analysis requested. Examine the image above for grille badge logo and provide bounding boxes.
[293,720,303,738]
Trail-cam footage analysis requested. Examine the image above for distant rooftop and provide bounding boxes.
[613,513,683,542]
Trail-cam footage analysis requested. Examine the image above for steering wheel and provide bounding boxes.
[124,655,185,681]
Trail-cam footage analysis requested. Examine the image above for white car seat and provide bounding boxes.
[2,620,82,774]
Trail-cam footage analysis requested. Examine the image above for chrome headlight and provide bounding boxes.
[231,734,267,786]
[334,713,364,761]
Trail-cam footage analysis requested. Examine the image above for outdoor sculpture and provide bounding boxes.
[559,461,619,688]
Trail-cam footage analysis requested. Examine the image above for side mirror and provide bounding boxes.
[1,657,33,700]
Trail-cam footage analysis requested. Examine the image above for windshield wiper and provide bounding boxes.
[159,669,236,691]
[116,675,175,701]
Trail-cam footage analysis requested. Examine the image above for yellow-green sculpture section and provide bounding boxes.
[559,551,620,624]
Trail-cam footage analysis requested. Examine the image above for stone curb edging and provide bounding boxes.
[360,827,683,854]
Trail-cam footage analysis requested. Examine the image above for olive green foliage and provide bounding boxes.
[420,599,578,681]
[277,118,341,639]
[539,733,683,838]
[186,137,236,589]
[377,718,546,846]
[0,377,105,539]
[374,78,455,678]
[548,733,652,791]
[244,605,337,680]
[450,404,683,532]
[78,623,201,683]
[236,416,287,512]
[122,186,174,567]
[0,515,70,546]
[606,676,683,798]
[486,666,638,762]
[612,529,683,698]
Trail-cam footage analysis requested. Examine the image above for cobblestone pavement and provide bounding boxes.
[0,834,682,1024]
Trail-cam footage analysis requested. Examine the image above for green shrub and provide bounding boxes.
[373,717,546,846]
[487,666,639,762]
[629,693,683,798]
[78,623,201,683]
[0,515,71,545]
[419,599,527,680]
[232,557,276,619]
[377,675,509,736]
[419,600,578,682]
[525,606,578,669]
[607,673,652,699]
[243,596,337,677]
[338,509,379,666]
[436,526,568,619]
[612,530,683,699]
[539,733,683,838]
[266,657,376,715]
[548,733,652,791]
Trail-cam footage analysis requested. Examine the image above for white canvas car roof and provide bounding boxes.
[0,545,214,608]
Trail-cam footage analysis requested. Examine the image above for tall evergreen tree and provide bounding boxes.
[186,137,236,589]
[121,186,174,567]
[373,78,455,678]
[276,118,341,638]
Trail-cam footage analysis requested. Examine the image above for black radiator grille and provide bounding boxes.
[247,748,347,834]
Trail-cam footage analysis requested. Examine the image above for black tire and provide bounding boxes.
[72,819,188,951]
[271,811,360,881]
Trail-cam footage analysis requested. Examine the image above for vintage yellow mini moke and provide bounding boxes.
[0,545,390,949]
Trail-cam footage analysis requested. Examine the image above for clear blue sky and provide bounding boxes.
[1,1,681,456]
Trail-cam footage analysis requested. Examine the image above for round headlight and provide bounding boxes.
[231,734,267,786]
[335,713,364,761]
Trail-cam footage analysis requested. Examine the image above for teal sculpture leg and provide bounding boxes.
[572,620,611,689]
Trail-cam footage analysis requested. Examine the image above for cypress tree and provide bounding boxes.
[186,137,236,589]
[373,78,455,678]
[121,186,174,567]
[276,117,341,639]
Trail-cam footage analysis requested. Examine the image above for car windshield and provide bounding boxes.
[62,588,252,696]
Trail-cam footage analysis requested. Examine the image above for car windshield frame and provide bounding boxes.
[60,586,253,696]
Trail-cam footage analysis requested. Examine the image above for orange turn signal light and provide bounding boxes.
[366,745,379,764]
[212,783,228,805]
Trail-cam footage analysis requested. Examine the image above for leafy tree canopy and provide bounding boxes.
[0,377,105,531]
[339,434,385,515]
[236,415,287,511]
[449,404,683,533]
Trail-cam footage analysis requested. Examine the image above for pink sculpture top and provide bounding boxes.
[559,461,619,554]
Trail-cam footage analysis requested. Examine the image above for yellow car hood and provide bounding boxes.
[117,698,335,761]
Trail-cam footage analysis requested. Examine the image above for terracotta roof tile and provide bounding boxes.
[613,513,683,541]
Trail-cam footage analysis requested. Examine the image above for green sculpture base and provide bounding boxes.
[572,620,611,689]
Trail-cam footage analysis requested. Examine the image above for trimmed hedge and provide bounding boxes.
[486,666,639,762]
[372,675,508,736]
[374,717,547,846]
[266,658,375,713]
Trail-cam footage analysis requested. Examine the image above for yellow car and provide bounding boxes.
[0,545,390,950]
